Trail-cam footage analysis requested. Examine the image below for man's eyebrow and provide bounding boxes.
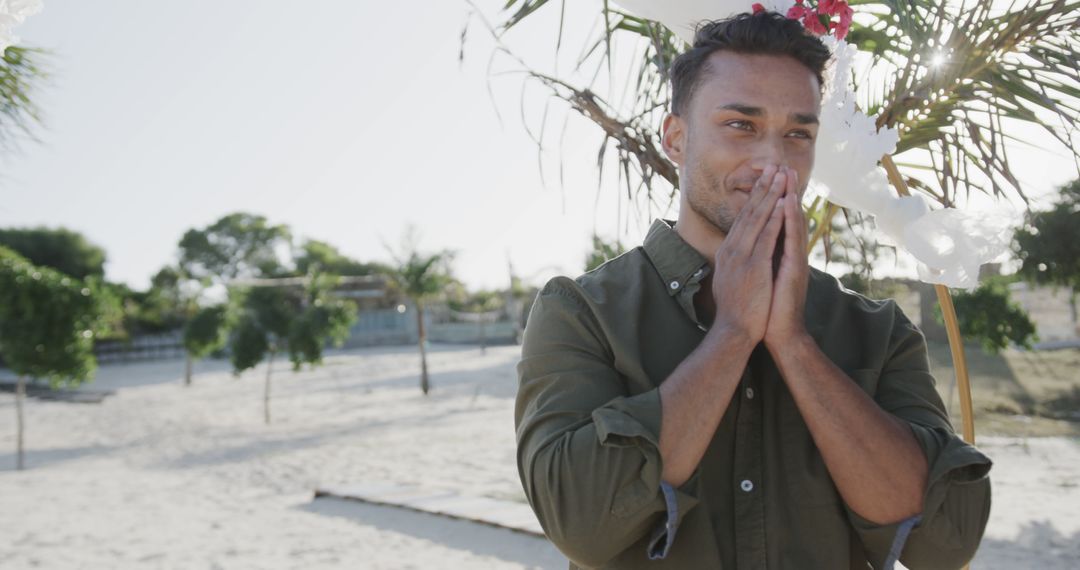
[715,104,820,125]
[716,103,763,116]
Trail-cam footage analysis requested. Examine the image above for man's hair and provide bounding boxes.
[669,11,831,115]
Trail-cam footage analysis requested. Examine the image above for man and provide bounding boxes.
[515,11,992,570]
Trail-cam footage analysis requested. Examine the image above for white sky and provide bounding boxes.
[2,0,1077,291]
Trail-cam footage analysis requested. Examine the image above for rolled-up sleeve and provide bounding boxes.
[515,278,698,568]
[845,305,992,570]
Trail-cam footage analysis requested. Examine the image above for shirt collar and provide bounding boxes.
[642,219,710,296]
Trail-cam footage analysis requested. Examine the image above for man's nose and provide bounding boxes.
[749,138,789,173]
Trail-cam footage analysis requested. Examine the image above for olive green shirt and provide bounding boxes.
[515,219,992,569]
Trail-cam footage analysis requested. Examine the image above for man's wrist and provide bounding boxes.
[766,329,817,370]
[703,324,757,363]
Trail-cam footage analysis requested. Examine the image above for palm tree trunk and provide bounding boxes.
[479,319,487,355]
[264,349,275,424]
[184,354,193,386]
[1070,289,1078,337]
[16,375,26,470]
[416,304,429,395]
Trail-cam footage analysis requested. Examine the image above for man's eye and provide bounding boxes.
[726,120,753,131]
[787,130,814,139]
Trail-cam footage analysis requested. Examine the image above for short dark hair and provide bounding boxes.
[669,11,831,115]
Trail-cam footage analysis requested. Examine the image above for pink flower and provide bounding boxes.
[787,3,809,19]
[752,3,766,14]
[818,0,840,15]
[834,2,854,39]
[802,12,828,35]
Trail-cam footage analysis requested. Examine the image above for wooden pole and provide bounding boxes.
[879,155,975,444]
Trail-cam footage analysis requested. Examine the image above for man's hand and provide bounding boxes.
[712,164,788,344]
[763,168,809,349]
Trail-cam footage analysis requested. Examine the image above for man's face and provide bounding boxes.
[663,51,821,234]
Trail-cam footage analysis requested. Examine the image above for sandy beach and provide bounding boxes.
[1,344,1077,569]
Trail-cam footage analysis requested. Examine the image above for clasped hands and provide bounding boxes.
[711,164,810,352]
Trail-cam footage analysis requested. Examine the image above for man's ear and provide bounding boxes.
[662,113,686,165]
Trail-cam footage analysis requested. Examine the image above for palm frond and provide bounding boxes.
[0,46,49,152]
[477,0,1080,223]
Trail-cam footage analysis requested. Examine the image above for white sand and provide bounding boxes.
[0,344,1077,569]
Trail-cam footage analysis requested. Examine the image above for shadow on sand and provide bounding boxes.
[298,496,565,569]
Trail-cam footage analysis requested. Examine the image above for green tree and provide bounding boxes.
[177,213,292,384]
[181,304,231,386]
[230,285,296,424]
[584,235,626,272]
[227,273,356,423]
[936,278,1037,354]
[286,274,357,369]
[178,213,292,282]
[0,246,107,470]
[0,226,106,280]
[388,233,454,395]
[294,239,392,277]
[136,265,197,333]
[1014,179,1080,322]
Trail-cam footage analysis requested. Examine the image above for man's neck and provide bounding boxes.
[673,212,726,268]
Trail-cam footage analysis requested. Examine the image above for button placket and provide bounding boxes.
[732,362,767,569]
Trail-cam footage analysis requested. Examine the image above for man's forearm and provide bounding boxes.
[770,334,928,524]
[658,326,754,486]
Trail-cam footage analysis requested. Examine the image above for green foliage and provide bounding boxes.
[294,239,392,277]
[1014,179,1080,291]
[0,246,106,387]
[447,287,504,314]
[585,235,626,272]
[227,274,357,374]
[227,286,298,374]
[0,46,47,151]
[133,265,196,332]
[229,314,269,374]
[287,298,357,370]
[183,304,231,359]
[0,226,106,280]
[240,286,296,339]
[936,278,1037,354]
[178,212,292,282]
[389,249,455,307]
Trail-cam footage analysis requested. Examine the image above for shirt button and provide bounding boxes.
[745,387,755,399]
[669,280,679,290]
[740,479,754,492]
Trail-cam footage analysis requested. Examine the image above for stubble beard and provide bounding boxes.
[685,166,737,236]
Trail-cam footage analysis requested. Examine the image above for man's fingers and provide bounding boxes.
[749,168,788,239]
[726,164,778,243]
[781,183,807,265]
[731,167,786,254]
[752,195,786,261]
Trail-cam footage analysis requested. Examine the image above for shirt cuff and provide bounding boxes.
[844,422,992,567]
[647,481,681,560]
[592,387,701,555]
